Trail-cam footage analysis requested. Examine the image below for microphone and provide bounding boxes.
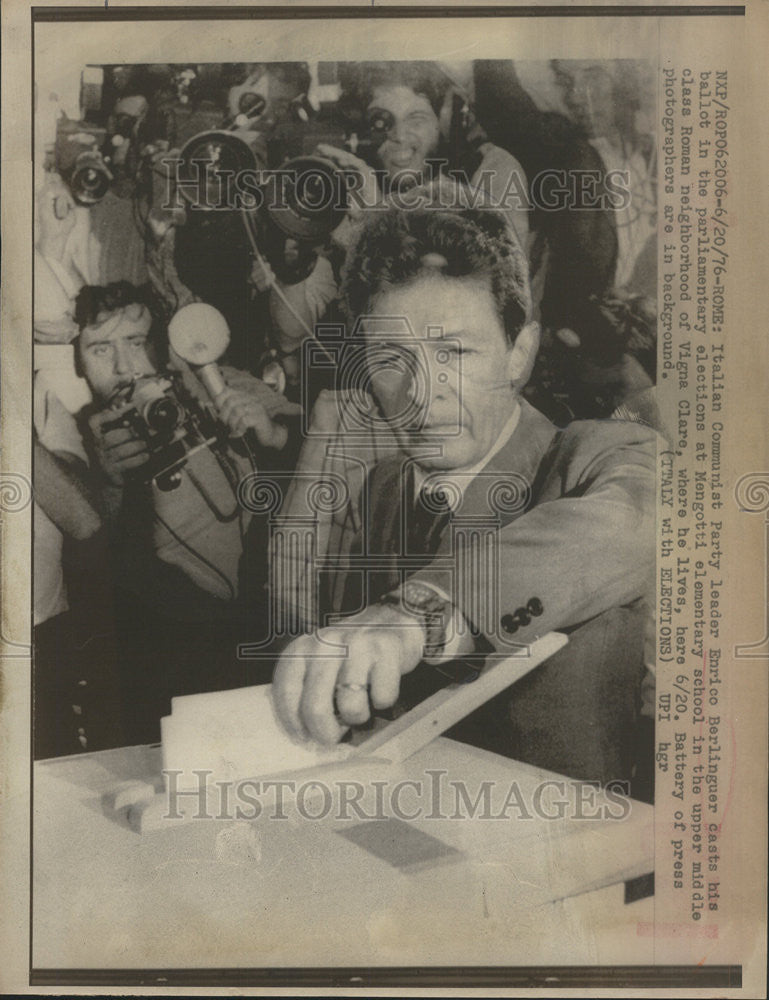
[167,303,231,403]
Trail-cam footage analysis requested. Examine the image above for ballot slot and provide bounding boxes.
[337,817,466,873]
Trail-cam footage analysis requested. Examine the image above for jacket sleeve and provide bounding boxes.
[409,421,658,653]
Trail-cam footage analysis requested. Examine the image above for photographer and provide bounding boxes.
[73,281,299,739]
[326,61,529,248]
[256,60,529,387]
[172,62,338,376]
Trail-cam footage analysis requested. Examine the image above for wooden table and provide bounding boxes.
[32,738,654,971]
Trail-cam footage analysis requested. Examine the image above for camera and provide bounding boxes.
[170,114,384,281]
[53,108,169,206]
[53,118,114,206]
[102,373,219,491]
[174,125,269,211]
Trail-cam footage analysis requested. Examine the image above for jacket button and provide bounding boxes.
[514,608,531,627]
[501,614,518,634]
[526,597,543,617]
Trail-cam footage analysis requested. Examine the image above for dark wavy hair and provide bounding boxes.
[341,207,531,344]
[74,281,168,367]
[337,61,452,118]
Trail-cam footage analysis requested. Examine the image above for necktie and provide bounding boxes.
[409,485,452,556]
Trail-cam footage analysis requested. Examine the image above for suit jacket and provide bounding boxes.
[342,400,658,782]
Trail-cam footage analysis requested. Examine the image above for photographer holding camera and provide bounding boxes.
[170,62,339,378]
[73,281,299,740]
[253,61,530,386]
[326,61,529,245]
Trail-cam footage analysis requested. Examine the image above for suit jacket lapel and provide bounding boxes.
[454,400,559,527]
[357,400,559,563]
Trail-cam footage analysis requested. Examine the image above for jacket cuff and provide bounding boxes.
[380,579,476,663]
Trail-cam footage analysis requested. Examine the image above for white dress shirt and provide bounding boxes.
[413,401,521,508]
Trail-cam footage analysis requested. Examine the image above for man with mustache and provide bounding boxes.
[72,281,298,739]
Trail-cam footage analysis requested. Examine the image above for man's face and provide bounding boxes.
[368,85,441,179]
[364,275,520,471]
[78,305,156,404]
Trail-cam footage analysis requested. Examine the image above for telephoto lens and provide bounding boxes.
[263,155,347,243]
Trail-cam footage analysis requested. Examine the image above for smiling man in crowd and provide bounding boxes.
[273,206,657,784]
[263,61,529,388]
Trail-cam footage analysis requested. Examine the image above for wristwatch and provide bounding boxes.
[378,580,451,658]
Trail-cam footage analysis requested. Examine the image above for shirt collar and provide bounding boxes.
[413,401,521,510]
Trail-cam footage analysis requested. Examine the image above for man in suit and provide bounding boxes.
[273,206,656,783]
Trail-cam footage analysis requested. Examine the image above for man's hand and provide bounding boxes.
[217,388,287,449]
[273,604,427,744]
[219,367,301,420]
[249,254,276,293]
[217,369,302,450]
[216,389,295,449]
[87,409,149,486]
[315,144,383,221]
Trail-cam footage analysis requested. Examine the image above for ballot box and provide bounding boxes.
[32,734,654,973]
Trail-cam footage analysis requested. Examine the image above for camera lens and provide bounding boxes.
[365,108,395,143]
[144,396,184,435]
[177,130,267,210]
[294,170,329,213]
[264,155,346,242]
[71,153,111,205]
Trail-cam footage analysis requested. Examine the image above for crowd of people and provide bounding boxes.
[33,59,658,800]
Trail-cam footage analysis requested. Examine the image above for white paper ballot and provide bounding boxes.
[161,684,353,789]
[159,636,568,791]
